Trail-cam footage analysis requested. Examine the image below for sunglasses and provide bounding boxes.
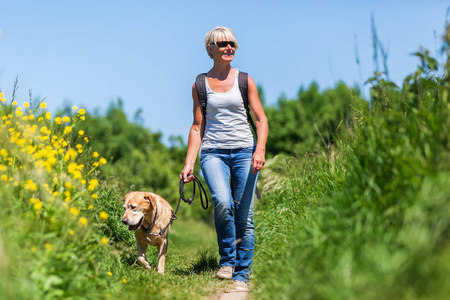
[212,41,236,48]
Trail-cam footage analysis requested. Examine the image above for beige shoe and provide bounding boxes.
[233,280,250,292]
[216,266,234,279]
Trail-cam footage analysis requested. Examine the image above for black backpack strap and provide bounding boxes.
[195,73,207,117]
[238,71,261,200]
[238,71,257,135]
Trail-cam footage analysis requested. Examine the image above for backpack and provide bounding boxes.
[195,71,262,200]
[195,71,257,134]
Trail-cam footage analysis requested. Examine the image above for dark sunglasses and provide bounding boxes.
[213,41,236,48]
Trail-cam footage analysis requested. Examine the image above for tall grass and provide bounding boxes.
[253,26,450,299]
[0,91,225,299]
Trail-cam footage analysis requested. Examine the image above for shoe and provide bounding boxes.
[233,280,250,292]
[216,266,234,279]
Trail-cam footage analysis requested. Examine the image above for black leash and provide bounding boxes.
[178,176,209,210]
[144,175,209,240]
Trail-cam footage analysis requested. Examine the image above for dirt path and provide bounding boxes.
[219,290,249,300]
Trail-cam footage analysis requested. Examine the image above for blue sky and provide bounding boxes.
[0,0,448,144]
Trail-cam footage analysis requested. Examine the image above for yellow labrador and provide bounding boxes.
[121,192,174,274]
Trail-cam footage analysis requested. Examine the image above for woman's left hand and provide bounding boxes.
[251,148,266,174]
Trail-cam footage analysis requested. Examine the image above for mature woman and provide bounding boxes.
[180,26,268,290]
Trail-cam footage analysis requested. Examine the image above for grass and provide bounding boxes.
[251,28,450,299]
[0,97,228,300]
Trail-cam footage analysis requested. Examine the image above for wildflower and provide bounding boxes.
[65,182,73,189]
[70,207,81,217]
[45,243,53,252]
[38,117,44,122]
[93,152,99,158]
[91,194,98,199]
[88,205,94,210]
[40,102,47,109]
[88,179,99,191]
[69,230,75,236]
[78,108,85,115]
[24,179,38,191]
[72,106,77,110]
[62,116,70,122]
[99,211,109,221]
[63,126,72,135]
[0,92,5,102]
[107,271,112,276]
[1,175,8,182]
[81,179,86,185]
[12,101,17,106]
[54,117,62,125]
[31,246,37,253]
[122,278,127,284]
[79,217,88,226]
[80,116,86,121]
[45,112,51,120]
[101,237,108,245]
[0,149,8,157]
[23,102,29,108]
[84,137,89,143]
[78,130,84,136]
[99,158,107,165]
[34,201,43,211]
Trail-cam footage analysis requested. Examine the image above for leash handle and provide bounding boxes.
[179,176,209,211]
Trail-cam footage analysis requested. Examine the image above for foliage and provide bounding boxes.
[264,81,364,157]
[0,95,221,300]
[252,25,450,300]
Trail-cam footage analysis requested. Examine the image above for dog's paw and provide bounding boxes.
[137,257,152,270]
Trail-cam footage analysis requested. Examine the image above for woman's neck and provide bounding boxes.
[209,64,233,80]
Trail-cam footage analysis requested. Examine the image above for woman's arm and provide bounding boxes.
[180,83,205,182]
[248,75,268,174]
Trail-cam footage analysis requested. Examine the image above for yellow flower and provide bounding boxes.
[79,217,88,226]
[1,175,8,182]
[78,108,85,115]
[70,207,81,216]
[63,126,72,135]
[62,116,70,122]
[107,271,112,276]
[72,106,78,110]
[0,149,8,157]
[34,201,43,210]
[101,237,108,245]
[99,158,107,165]
[84,137,89,143]
[45,243,53,252]
[80,116,86,121]
[12,101,17,106]
[54,117,62,125]
[45,112,51,120]
[91,194,98,199]
[99,211,109,221]
[78,130,84,136]
[93,152,99,158]
[81,179,86,185]
[65,182,73,189]
[88,205,94,210]
[88,179,99,191]
[31,246,37,253]
[69,230,75,236]
[122,278,127,284]
[40,102,47,109]
[23,102,29,108]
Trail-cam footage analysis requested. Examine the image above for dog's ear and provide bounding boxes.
[143,192,156,209]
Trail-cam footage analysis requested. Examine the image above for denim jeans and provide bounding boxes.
[200,147,258,282]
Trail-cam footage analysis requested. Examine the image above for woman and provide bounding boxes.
[180,26,268,289]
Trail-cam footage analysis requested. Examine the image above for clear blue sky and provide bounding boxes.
[1,0,448,144]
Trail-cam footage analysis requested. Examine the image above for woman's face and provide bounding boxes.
[210,35,236,62]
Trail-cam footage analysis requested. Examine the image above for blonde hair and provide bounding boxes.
[204,26,239,58]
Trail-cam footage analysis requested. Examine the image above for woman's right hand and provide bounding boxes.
[180,164,195,183]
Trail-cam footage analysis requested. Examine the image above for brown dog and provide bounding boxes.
[121,192,174,274]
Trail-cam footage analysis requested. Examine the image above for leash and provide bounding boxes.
[144,175,209,241]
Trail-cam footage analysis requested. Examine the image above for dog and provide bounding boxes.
[121,191,174,274]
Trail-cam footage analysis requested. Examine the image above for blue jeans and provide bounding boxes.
[200,147,258,282]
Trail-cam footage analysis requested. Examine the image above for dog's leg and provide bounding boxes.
[156,238,168,275]
[135,233,152,270]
